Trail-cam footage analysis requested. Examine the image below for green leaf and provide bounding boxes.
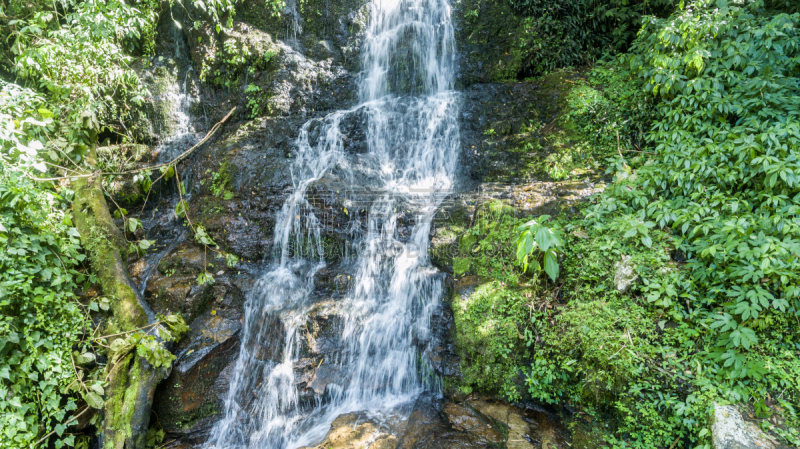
[197,271,215,286]
[194,226,216,246]
[84,392,104,409]
[126,218,142,233]
[175,200,188,218]
[544,250,559,281]
[535,226,555,252]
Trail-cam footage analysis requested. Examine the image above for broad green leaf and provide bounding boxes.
[544,250,559,281]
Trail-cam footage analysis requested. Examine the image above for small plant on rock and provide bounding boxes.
[515,215,564,281]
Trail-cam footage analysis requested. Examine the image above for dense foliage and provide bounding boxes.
[527,0,800,446]
[0,83,89,448]
[455,0,800,446]
[511,0,675,75]
[0,1,186,447]
[590,0,800,399]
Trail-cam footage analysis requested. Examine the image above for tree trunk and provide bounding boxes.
[72,146,167,449]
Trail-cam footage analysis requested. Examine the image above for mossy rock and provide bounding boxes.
[453,0,526,85]
[451,278,533,400]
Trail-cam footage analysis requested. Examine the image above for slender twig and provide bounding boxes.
[88,320,163,343]
[32,406,91,448]
[103,107,236,176]
[137,168,171,217]
[173,166,195,233]
[25,107,236,182]
[101,185,134,245]
[622,148,656,154]
[69,352,89,395]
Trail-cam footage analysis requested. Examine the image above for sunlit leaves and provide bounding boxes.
[0,166,87,446]
[515,215,564,281]
[585,0,800,388]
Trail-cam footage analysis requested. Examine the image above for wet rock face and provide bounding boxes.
[160,0,367,122]
[442,402,505,445]
[458,82,543,184]
[299,411,405,449]
[145,241,253,439]
[303,393,572,449]
[153,313,241,442]
[294,299,349,404]
[437,397,570,449]
[452,0,527,86]
[136,0,595,444]
[142,242,247,322]
[178,116,300,263]
[398,394,486,449]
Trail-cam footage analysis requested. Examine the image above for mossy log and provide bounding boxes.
[72,145,167,449]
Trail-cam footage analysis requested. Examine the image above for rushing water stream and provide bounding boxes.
[207,0,459,446]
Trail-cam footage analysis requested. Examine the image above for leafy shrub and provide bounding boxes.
[0,83,90,447]
[561,0,800,444]
[591,0,800,386]
[515,215,563,281]
[563,66,657,159]
[0,170,89,448]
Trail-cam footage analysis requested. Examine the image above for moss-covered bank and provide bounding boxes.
[72,146,166,449]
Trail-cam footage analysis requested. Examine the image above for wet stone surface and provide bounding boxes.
[153,313,241,441]
[135,0,594,444]
[299,411,407,449]
[298,393,573,449]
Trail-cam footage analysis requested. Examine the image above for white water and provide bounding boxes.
[207,0,459,446]
[152,66,199,163]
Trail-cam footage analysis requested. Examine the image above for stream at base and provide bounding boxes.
[206,0,460,447]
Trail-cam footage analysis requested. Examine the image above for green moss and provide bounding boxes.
[73,152,149,331]
[453,257,471,276]
[103,353,147,449]
[453,280,532,401]
[454,200,525,284]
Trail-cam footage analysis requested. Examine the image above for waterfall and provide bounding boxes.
[207,0,459,446]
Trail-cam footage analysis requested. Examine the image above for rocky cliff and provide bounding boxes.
[127,1,607,447]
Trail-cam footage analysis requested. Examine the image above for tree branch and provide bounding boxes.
[26,107,236,182]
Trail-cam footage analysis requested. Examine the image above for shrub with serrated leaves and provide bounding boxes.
[584,0,800,430]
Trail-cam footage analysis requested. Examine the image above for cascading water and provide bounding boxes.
[208,0,459,446]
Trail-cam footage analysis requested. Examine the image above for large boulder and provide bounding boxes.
[712,404,777,449]
[397,393,485,449]
[298,412,403,449]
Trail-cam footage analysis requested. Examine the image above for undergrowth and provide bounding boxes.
[452,1,800,446]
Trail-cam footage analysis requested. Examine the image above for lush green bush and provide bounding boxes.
[0,1,175,445]
[0,82,91,448]
[457,2,800,445]
[535,0,800,445]
[589,0,800,390]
